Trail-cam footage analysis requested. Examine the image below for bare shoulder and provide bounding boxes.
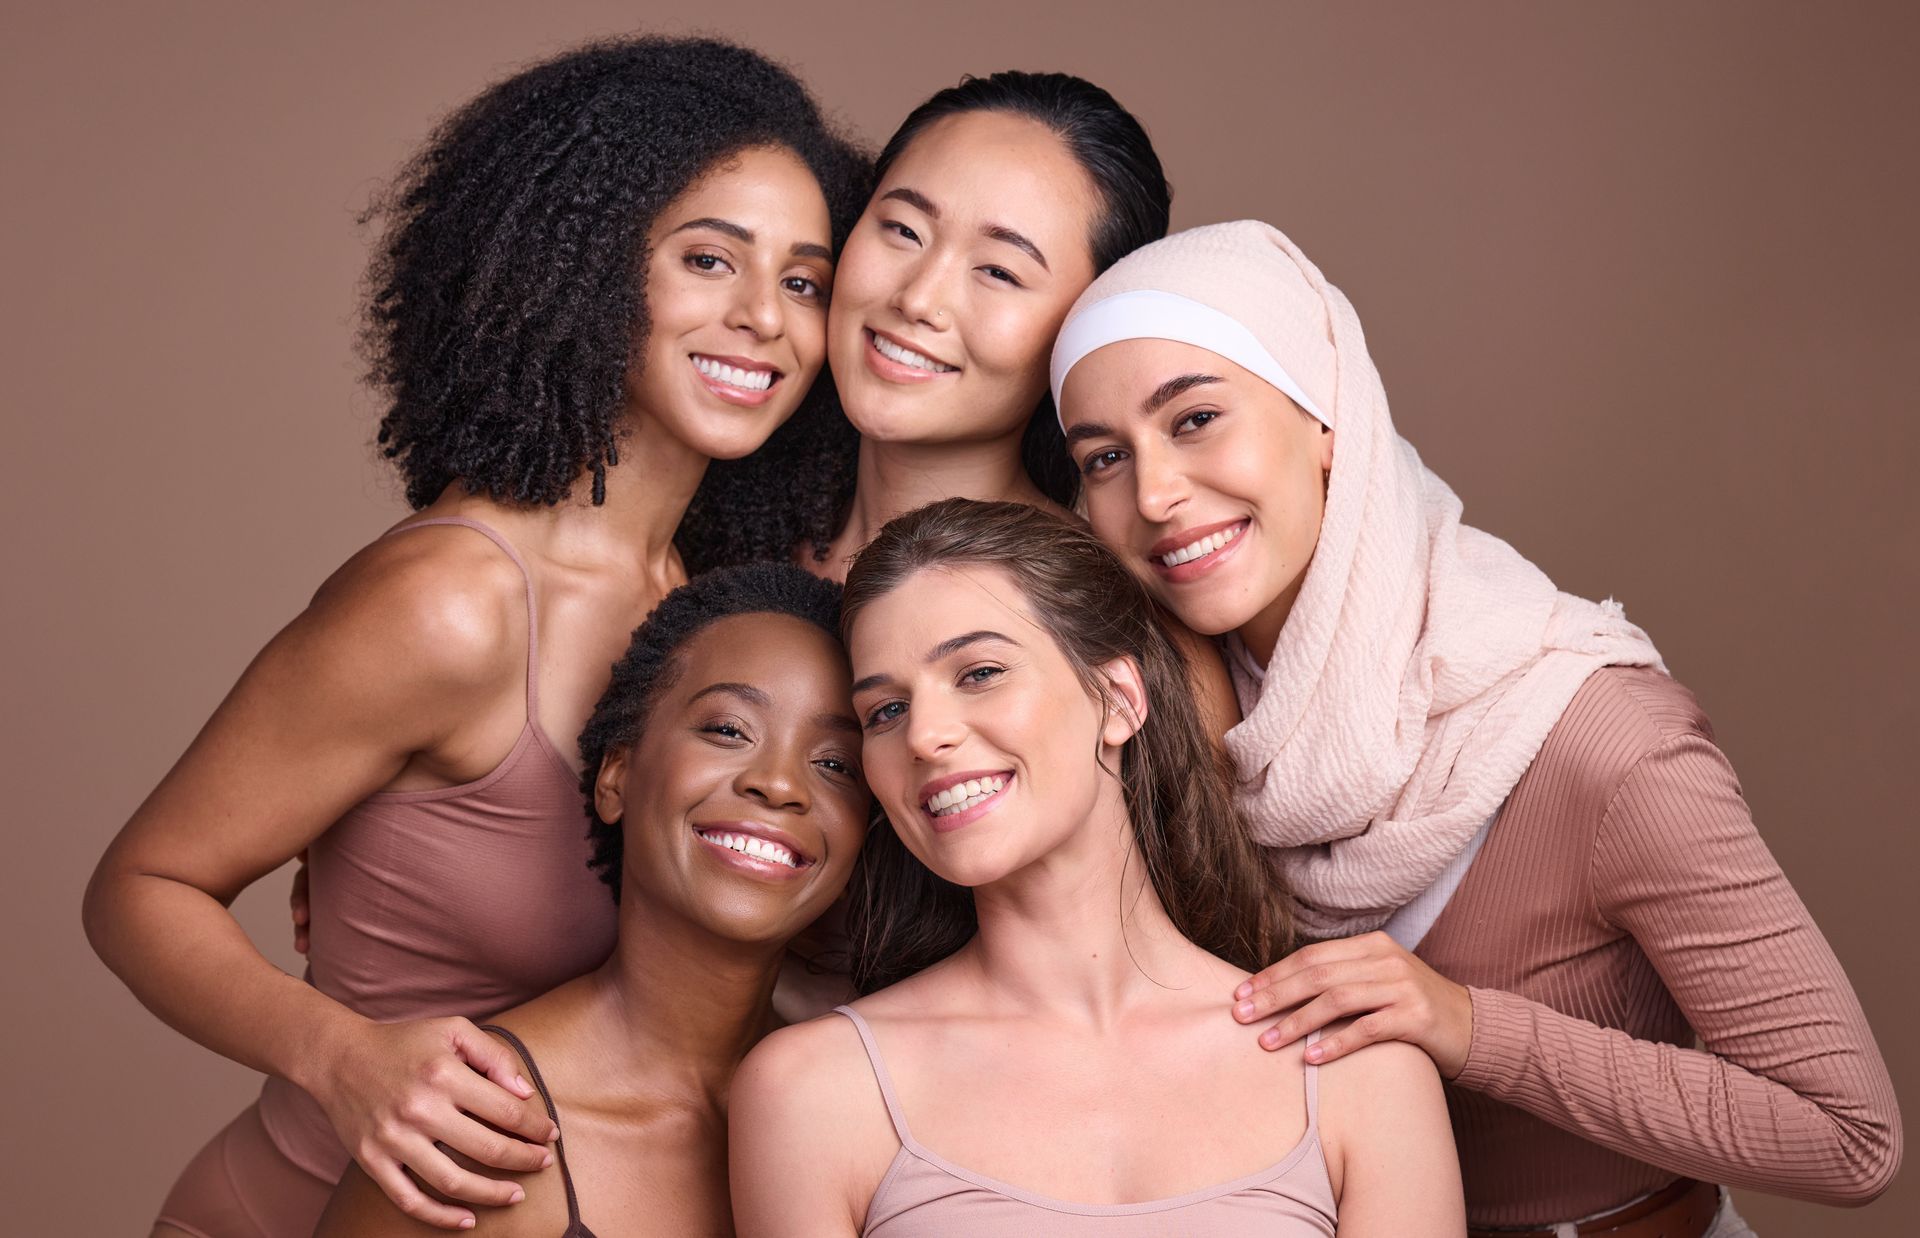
[738,1010,875,1117]
[1312,1027,1449,1168]
[314,1157,566,1238]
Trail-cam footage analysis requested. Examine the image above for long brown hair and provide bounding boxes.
[839,498,1292,992]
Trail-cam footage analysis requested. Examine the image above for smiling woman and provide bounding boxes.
[728,500,1465,1237]
[80,36,870,1238]
[315,563,871,1238]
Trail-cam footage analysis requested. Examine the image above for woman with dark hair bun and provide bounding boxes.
[317,564,871,1238]
[730,500,1464,1235]
[83,35,868,1237]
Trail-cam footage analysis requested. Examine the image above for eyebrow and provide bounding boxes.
[814,711,863,736]
[880,188,1049,271]
[850,629,1017,696]
[1063,373,1227,447]
[669,216,832,262]
[688,681,772,708]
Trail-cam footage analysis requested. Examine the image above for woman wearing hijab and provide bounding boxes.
[1050,220,1899,1237]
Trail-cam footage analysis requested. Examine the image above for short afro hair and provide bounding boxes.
[361,36,871,570]
[577,563,844,901]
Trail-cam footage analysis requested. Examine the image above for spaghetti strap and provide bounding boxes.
[384,516,541,716]
[1301,1028,1321,1130]
[478,1024,583,1230]
[832,1006,916,1147]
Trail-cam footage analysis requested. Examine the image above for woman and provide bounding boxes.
[730,499,1465,1236]
[1051,221,1901,1234]
[83,37,867,1236]
[316,564,871,1237]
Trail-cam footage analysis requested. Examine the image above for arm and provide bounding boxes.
[1320,1039,1464,1237]
[82,535,555,1227]
[729,1019,890,1238]
[1451,734,1901,1205]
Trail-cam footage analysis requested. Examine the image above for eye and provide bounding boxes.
[979,265,1022,287]
[882,220,921,245]
[1080,447,1128,477]
[783,274,824,299]
[862,700,906,729]
[685,252,734,275]
[960,664,1005,687]
[1173,408,1220,434]
[700,720,750,743]
[815,754,855,776]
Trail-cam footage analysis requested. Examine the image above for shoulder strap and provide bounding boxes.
[1302,1027,1322,1131]
[832,1006,916,1147]
[476,1023,582,1229]
[384,517,541,716]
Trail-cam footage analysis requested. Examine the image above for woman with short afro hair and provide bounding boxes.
[83,35,868,1238]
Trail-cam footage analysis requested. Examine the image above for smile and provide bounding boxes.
[690,353,783,401]
[1158,520,1245,568]
[692,825,812,871]
[925,774,1008,818]
[867,329,957,374]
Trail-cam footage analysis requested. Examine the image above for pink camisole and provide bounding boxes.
[833,1006,1338,1236]
[257,517,619,1181]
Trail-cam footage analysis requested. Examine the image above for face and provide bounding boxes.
[848,564,1143,890]
[827,111,1101,446]
[626,145,836,462]
[1061,339,1335,659]
[594,613,870,945]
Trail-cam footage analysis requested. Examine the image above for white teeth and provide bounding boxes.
[1160,523,1243,568]
[696,829,798,868]
[693,356,774,392]
[870,332,957,373]
[925,775,1007,817]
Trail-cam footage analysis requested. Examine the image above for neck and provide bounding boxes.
[577,893,786,1092]
[544,408,709,584]
[838,430,1054,552]
[962,783,1197,1028]
[1235,568,1308,669]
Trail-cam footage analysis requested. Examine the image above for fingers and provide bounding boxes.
[1301,1008,1398,1065]
[1233,932,1390,1004]
[1257,984,1391,1051]
[290,862,311,955]
[401,1133,532,1210]
[441,1078,558,1169]
[450,1021,536,1100]
[363,1153,481,1231]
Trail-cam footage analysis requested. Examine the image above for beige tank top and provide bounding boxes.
[834,1006,1337,1236]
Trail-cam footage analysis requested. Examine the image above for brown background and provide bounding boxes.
[5,2,1913,1232]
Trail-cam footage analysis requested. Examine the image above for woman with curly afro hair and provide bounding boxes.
[83,35,869,1238]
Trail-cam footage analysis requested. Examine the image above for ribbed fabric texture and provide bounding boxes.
[1418,667,1901,1224]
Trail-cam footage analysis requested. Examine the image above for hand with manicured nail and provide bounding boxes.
[313,1016,558,1229]
[1233,931,1474,1079]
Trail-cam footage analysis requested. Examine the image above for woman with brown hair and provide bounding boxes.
[729,499,1464,1236]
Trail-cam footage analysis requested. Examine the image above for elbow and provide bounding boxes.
[1814,1103,1904,1207]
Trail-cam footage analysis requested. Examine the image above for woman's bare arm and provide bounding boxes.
[1320,1038,1464,1237]
[83,530,555,1228]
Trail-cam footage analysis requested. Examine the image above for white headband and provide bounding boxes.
[1049,289,1331,430]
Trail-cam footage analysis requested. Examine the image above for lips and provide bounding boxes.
[689,353,785,406]
[862,328,960,384]
[1147,518,1250,583]
[691,819,816,878]
[914,769,1014,833]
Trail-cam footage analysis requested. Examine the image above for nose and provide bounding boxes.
[904,695,965,763]
[727,270,785,341]
[1132,441,1191,525]
[890,252,955,332]
[735,740,809,812]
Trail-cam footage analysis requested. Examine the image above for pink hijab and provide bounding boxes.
[1053,221,1664,937]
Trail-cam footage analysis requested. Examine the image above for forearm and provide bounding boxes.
[1455,986,1900,1205]
[84,867,363,1090]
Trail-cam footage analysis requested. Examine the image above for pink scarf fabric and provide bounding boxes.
[1057,222,1665,937]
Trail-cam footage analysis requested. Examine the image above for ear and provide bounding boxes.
[1317,422,1335,473]
[1096,655,1149,747]
[593,747,631,825]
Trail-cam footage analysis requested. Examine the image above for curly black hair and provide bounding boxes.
[361,36,871,571]
[577,563,844,901]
